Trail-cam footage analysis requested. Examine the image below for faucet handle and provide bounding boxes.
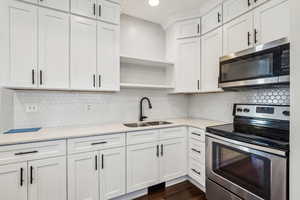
[140,116,148,121]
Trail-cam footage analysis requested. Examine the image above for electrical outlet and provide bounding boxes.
[86,104,93,112]
[25,104,39,113]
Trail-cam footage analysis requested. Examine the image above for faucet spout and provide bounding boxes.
[139,97,152,121]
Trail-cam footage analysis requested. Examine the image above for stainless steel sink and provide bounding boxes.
[124,121,172,128]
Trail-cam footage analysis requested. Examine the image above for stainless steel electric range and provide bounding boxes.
[206,104,289,200]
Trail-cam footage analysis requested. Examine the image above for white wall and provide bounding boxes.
[120,14,166,60]
[0,88,14,132]
[290,0,300,199]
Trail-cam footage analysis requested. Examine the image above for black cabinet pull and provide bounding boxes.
[95,155,98,171]
[20,168,24,186]
[192,168,201,175]
[156,145,159,157]
[192,132,201,137]
[91,141,107,146]
[217,12,221,23]
[93,74,96,88]
[40,70,43,85]
[248,0,251,7]
[197,24,200,34]
[197,80,200,90]
[191,148,201,154]
[99,5,102,17]
[247,32,251,46]
[15,151,38,156]
[93,3,96,16]
[30,166,33,184]
[99,75,101,88]
[32,69,35,85]
[254,29,258,44]
[101,154,104,169]
[160,144,163,156]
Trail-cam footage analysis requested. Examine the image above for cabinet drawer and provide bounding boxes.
[0,140,66,165]
[189,158,205,186]
[189,139,205,164]
[189,128,205,142]
[127,130,159,145]
[159,127,186,141]
[68,133,125,154]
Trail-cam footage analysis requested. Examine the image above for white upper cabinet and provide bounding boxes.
[71,0,97,19]
[253,0,289,45]
[0,162,27,200]
[223,12,253,55]
[28,157,67,200]
[223,0,252,23]
[159,138,187,182]
[38,8,69,89]
[70,16,97,90]
[38,0,69,11]
[98,0,120,24]
[202,5,223,35]
[6,1,38,88]
[99,148,126,200]
[201,27,223,92]
[176,37,201,93]
[68,152,99,200]
[177,18,201,39]
[97,22,120,91]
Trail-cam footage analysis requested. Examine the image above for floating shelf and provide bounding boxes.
[120,55,174,68]
[120,83,174,89]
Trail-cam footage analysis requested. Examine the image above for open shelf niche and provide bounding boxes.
[120,55,175,89]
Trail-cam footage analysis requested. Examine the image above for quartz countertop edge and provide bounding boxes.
[0,118,227,146]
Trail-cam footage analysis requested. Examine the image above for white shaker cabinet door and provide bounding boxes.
[176,37,201,93]
[28,157,67,200]
[71,0,97,19]
[127,142,160,193]
[223,12,253,55]
[159,138,187,182]
[0,162,27,200]
[253,0,289,45]
[223,0,252,23]
[68,152,99,200]
[202,5,223,35]
[201,27,223,93]
[38,8,69,89]
[98,0,120,24]
[39,0,69,11]
[99,148,126,200]
[70,16,97,90]
[6,1,38,88]
[97,22,120,91]
[177,18,201,39]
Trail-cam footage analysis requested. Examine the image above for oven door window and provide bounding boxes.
[213,143,271,199]
[220,53,274,82]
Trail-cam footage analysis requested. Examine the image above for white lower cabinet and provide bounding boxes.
[0,162,28,200]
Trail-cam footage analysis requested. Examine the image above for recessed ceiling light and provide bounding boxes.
[148,0,159,7]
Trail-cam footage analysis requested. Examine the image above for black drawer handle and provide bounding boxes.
[30,166,34,184]
[191,148,201,154]
[95,155,98,171]
[15,151,38,156]
[192,168,201,176]
[20,168,24,186]
[91,141,107,146]
[101,154,104,169]
[192,132,202,137]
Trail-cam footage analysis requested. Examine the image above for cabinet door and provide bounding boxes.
[127,142,160,193]
[71,0,97,19]
[176,37,201,93]
[223,0,252,23]
[99,148,125,200]
[39,8,69,89]
[160,138,187,182]
[201,28,223,92]
[202,5,223,35]
[97,22,120,91]
[38,0,69,11]
[254,0,289,45]
[7,1,38,88]
[98,0,120,24]
[223,12,253,55]
[68,152,99,200]
[0,162,27,200]
[28,157,66,200]
[70,16,97,90]
[177,18,200,39]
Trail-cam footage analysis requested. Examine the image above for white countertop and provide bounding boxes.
[0,118,227,146]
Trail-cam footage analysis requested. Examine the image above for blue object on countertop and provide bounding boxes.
[4,128,42,134]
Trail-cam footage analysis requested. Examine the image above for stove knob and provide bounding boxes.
[283,111,290,116]
[243,108,250,113]
[237,108,243,112]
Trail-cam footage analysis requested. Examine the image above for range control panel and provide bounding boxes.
[234,104,290,121]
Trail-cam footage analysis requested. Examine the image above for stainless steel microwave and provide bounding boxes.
[219,38,290,89]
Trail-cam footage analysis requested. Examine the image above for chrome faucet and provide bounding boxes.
[139,97,152,121]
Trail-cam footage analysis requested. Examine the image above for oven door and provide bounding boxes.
[206,136,287,200]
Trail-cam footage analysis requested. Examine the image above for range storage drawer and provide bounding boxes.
[0,140,66,165]
[189,127,205,142]
[68,133,125,154]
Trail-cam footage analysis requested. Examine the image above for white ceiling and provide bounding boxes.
[121,0,208,26]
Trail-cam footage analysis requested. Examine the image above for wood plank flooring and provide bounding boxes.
[135,181,207,200]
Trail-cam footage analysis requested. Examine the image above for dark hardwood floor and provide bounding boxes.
[135,181,207,200]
